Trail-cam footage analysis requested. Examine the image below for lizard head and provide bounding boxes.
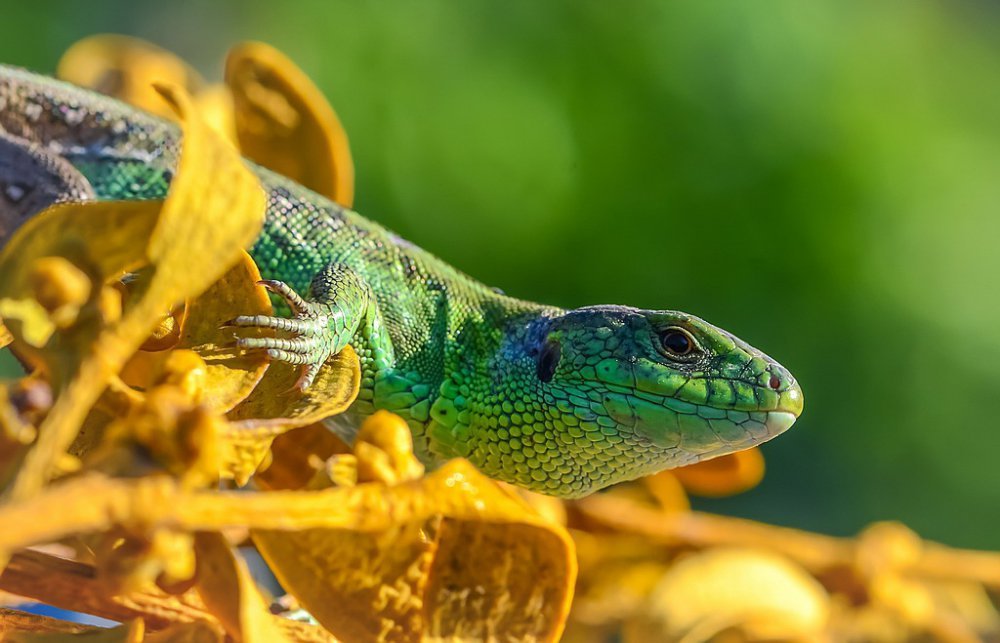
[473,305,803,498]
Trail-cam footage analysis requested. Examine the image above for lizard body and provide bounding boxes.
[0,64,802,498]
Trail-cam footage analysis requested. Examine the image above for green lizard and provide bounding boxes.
[0,64,803,498]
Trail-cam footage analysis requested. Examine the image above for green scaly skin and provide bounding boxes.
[0,65,803,498]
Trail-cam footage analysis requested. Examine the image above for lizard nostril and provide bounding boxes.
[768,374,782,390]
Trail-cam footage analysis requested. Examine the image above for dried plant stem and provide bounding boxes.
[0,465,523,556]
[574,494,1000,588]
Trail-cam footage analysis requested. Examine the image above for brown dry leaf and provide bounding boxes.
[670,447,765,497]
[194,532,291,643]
[252,412,576,643]
[0,549,330,641]
[255,422,351,491]
[57,35,205,119]
[0,83,265,500]
[0,607,92,635]
[226,41,355,206]
[6,619,144,642]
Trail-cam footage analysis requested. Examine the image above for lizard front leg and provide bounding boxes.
[228,263,392,390]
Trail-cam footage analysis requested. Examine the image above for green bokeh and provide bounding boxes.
[2,1,998,548]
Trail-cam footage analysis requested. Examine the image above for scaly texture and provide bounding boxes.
[0,65,803,497]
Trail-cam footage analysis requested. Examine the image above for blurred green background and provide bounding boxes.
[1,1,998,549]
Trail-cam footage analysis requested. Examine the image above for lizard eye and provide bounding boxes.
[658,327,698,360]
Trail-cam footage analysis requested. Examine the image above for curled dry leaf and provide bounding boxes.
[225,41,355,206]
[57,34,205,119]
[639,471,690,513]
[0,83,265,499]
[221,344,359,484]
[193,532,291,643]
[121,253,272,414]
[669,447,765,498]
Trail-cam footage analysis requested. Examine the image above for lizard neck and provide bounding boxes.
[415,296,565,465]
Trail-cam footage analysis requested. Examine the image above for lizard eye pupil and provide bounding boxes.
[659,328,695,358]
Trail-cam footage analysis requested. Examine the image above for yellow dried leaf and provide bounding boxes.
[254,422,351,491]
[57,35,204,119]
[218,344,359,483]
[0,83,265,499]
[251,413,576,642]
[0,296,55,348]
[217,427,282,487]
[626,548,829,642]
[670,447,765,497]
[195,85,239,147]
[226,345,360,430]
[194,531,291,643]
[180,255,271,412]
[94,527,197,596]
[0,322,12,348]
[353,410,425,485]
[226,42,355,206]
[122,254,272,413]
[640,471,690,513]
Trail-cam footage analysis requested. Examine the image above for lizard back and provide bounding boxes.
[0,64,545,390]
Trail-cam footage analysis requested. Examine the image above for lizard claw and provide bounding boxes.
[229,279,339,390]
[257,279,309,314]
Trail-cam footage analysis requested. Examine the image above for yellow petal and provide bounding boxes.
[225,42,355,206]
[671,447,766,497]
[0,84,265,500]
[57,35,204,119]
[194,532,291,643]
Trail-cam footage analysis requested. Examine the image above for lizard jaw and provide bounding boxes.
[763,410,798,440]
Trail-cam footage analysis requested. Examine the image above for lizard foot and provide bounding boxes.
[227,280,340,390]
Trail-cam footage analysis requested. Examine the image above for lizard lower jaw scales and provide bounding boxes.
[764,411,797,439]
